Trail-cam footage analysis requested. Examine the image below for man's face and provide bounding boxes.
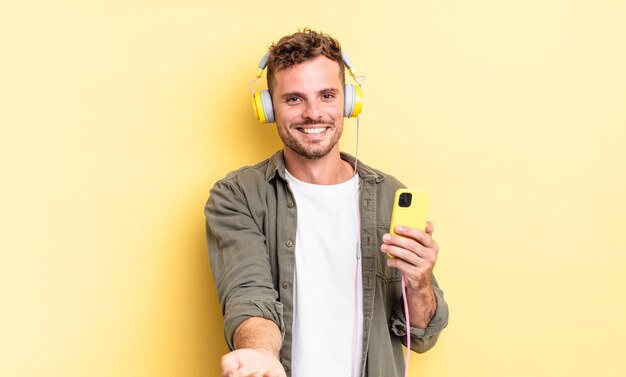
[271,56,345,160]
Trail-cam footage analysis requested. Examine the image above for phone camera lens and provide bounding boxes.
[399,193,412,207]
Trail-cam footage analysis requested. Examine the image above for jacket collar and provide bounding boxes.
[265,150,385,183]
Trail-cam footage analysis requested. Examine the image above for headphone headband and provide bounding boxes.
[256,52,358,79]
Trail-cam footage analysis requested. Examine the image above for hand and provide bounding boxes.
[381,221,438,290]
[221,348,286,377]
[381,221,438,328]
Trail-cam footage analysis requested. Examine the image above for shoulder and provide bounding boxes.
[220,159,270,187]
[207,152,285,213]
[214,151,284,191]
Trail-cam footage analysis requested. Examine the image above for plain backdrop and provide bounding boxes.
[1,1,625,376]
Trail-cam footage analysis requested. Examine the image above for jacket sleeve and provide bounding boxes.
[205,179,284,350]
[390,274,449,353]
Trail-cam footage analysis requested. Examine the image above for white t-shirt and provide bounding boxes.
[286,170,363,377]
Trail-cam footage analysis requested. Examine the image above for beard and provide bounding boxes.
[277,119,343,160]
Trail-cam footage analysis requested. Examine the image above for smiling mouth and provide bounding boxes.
[299,127,327,134]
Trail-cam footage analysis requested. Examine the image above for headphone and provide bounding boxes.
[251,52,364,124]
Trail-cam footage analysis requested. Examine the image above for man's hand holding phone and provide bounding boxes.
[381,190,439,329]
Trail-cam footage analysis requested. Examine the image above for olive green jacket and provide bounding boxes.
[205,151,448,377]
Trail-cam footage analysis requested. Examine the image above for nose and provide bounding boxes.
[302,99,322,120]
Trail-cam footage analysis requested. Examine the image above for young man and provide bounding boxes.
[205,29,448,377]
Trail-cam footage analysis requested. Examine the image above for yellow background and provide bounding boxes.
[2,1,625,376]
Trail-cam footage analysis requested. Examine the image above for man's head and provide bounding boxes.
[266,29,347,161]
[266,29,345,96]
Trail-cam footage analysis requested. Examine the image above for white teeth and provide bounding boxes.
[301,127,325,134]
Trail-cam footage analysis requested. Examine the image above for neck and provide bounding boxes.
[284,147,355,185]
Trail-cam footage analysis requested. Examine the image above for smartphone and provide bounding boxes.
[388,189,430,258]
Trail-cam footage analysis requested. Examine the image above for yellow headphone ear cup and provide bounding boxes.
[252,90,274,123]
[252,92,265,123]
[344,84,364,118]
[352,84,364,117]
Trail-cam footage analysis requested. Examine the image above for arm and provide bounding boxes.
[381,221,449,351]
[205,180,286,376]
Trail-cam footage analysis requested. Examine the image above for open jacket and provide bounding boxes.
[205,151,449,376]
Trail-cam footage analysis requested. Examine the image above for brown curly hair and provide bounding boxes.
[266,28,345,95]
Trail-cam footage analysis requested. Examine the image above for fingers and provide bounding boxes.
[385,225,437,254]
[382,242,421,264]
[381,224,438,292]
[385,252,432,281]
[381,223,439,267]
[384,242,436,272]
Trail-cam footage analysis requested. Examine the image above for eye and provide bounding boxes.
[285,96,302,104]
[321,93,336,101]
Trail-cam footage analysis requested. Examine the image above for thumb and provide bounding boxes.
[425,220,434,236]
[221,353,240,377]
